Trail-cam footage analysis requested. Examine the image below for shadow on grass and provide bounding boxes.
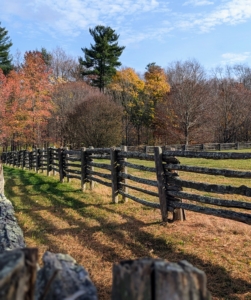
[4,166,251,300]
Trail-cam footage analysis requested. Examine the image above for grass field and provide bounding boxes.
[3,154,251,300]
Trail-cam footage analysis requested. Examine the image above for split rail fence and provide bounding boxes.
[2,147,251,225]
[141,142,251,153]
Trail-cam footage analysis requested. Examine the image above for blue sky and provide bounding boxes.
[1,0,251,73]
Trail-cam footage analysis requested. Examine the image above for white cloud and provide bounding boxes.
[183,0,214,6]
[178,0,251,32]
[0,0,173,46]
[221,52,251,64]
[0,0,163,36]
[121,25,174,45]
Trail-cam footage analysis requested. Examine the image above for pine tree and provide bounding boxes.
[0,22,13,75]
[79,25,125,92]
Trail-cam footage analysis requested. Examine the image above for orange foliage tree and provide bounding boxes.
[18,51,54,147]
[0,51,55,150]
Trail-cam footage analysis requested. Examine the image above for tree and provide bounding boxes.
[0,22,13,75]
[50,81,95,146]
[63,93,123,148]
[210,66,251,143]
[159,60,210,145]
[79,25,125,92]
[41,47,52,69]
[108,67,146,144]
[144,63,170,106]
[144,63,170,143]
[21,51,54,147]
[49,46,80,82]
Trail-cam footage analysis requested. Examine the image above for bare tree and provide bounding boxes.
[232,64,251,90]
[162,59,210,145]
[50,46,79,81]
[210,66,251,142]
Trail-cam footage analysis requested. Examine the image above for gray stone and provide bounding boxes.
[0,194,25,253]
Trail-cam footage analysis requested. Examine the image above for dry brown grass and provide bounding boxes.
[4,166,251,300]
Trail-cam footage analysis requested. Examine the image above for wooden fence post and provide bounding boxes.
[6,152,9,165]
[111,147,119,204]
[154,147,168,222]
[81,147,87,191]
[12,151,15,167]
[22,150,26,169]
[17,151,20,167]
[89,146,95,190]
[111,258,211,300]
[58,148,65,183]
[29,151,33,170]
[120,146,128,203]
[47,148,52,176]
[52,147,56,176]
[36,149,40,173]
[64,147,70,183]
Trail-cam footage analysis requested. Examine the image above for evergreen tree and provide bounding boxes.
[79,25,125,92]
[0,22,13,75]
[41,47,52,67]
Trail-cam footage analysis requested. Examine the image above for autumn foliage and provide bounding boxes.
[0,51,54,149]
[1,49,251,149]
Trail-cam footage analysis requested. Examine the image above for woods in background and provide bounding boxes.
[1,23,251,149]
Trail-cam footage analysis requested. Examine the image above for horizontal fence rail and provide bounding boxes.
[2,147,251,225]
[142,142,251,153]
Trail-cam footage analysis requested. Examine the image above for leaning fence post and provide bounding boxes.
[81,147,87,191]
[111,147,119,204]
[154,147,168,222]
[120,146,128,203]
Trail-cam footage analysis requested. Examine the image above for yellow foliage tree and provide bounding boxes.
[109,67,148,144]
[144,63,170,142]
[109,67,144,98]
[144,62,170,104]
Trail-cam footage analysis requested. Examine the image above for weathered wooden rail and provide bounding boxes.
[143,142,251,153]
[2,147,251,225]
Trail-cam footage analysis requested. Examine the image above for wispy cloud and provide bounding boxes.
[179,0,251,32]
[0,0,174,47]
[0,0,163,36]
[183,0,214,6]
[221,52,251,64]
[121,25,174,45]
[1,0,251,51]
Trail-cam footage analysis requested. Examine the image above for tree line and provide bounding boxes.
[1,21,251,150]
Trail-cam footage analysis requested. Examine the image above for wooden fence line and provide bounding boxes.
[143,141,251,153]
[2,147,251,225]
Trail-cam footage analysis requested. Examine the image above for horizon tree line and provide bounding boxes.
[1,21,251,150]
